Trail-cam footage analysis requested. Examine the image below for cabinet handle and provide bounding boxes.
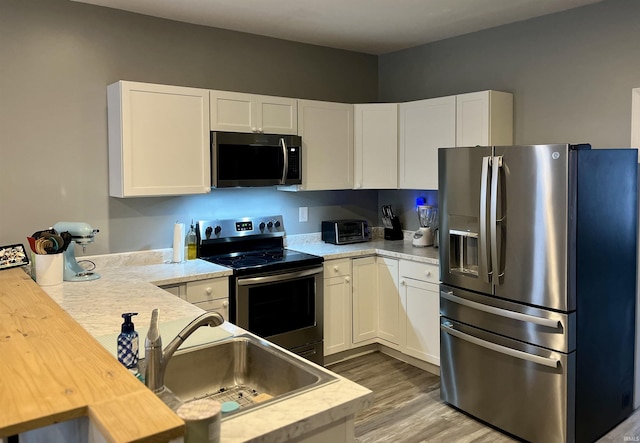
[258,127,264,133]
[252,127,257,132]
[425,271,431,277]
[345,277,350,283]
[222,301,229,307]
[206,287,213,294]
[333,266,339,272]
[401,280,406,286]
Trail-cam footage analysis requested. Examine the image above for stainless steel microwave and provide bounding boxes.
[211,131,302,188]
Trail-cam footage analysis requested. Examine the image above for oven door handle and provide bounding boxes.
[237,266,323,286]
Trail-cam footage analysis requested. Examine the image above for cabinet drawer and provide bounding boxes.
[324,259,352,278]
[193,298,229,320]
[399,260,439,284]
[185,278,229,303]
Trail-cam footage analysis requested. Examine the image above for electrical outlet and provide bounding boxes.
[299,207,308,222]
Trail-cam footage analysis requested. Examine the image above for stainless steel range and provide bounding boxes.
[196,215,325,365]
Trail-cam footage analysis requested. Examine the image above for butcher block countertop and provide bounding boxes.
[0,267,184,442]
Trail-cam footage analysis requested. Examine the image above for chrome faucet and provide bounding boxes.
[144,309,225,393]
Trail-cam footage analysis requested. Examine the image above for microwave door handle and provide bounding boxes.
[280,137,288,185]
[490,156,503,283]
[479,156,491,283]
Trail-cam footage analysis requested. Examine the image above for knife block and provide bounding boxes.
[384,216,404,241]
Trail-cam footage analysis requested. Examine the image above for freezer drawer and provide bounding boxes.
[440,284,574,353]
[440,318,575,443]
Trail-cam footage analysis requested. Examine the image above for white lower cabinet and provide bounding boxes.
[351,256,378,344]
[376,257,400,346]
[323,259,352,356]
[340,255,441,366]
[399,260,440,365]
[159,277,229,320]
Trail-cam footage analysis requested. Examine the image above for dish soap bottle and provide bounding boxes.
[186,222,197,260]
[117,312,139,374]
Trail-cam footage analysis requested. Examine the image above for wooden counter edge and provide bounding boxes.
[0,268,185,442]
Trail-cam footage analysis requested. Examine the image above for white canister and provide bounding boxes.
[34,253,63,286]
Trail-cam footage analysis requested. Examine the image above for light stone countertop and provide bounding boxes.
[37,247,373,443]
[287,237,440,264]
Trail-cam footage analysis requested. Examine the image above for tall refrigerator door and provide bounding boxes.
[492,144,572,311]
[438,146,493,295]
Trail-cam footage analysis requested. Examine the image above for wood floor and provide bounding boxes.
[328,352,640,443]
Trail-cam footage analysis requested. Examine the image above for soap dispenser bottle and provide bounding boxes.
[186,222,197,260]
[118,312,139,373]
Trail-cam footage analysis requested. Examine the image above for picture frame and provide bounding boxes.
[0,243,30,270]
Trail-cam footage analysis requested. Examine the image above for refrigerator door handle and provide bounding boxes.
[441,322,560,368]
[479,156,492,283]
[441,290,562,329]
[490,156,503,282]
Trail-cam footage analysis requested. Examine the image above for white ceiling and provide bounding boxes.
[72,0,603,55]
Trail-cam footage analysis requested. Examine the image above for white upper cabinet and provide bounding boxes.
[399,96,456,190]
[296,99,354,191]
[107,81,211,198]
[456,90,513,147]
[354,103,398,190]
[210,90,297,135]
[398,90,513,190]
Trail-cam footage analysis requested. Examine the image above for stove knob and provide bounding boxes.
[267,221,274,230]
[274,220,281,229]
[205,226,213,239]
[214,225,222,236]
[259,222,266,231]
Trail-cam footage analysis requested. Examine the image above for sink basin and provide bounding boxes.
[161,334,337,418]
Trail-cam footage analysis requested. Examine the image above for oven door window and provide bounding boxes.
[244,277,316,337]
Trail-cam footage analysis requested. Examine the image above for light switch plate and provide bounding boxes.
[299,207,308,222]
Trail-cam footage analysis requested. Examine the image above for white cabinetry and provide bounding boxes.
[354,103,398,189]
[351,256,378,344]
[456,90,513,147]
[399,96,456,190]
[376,257,400,345]
[107,81,211,197]
[296,100,354,191]
[398,90,513,190]
[159,278,229,320]
[323,259,352,356]
[399,260,440,365]
[210,90,297,135]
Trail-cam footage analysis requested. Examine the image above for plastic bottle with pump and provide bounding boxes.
[118,312,139,375]
[186,222,197,260]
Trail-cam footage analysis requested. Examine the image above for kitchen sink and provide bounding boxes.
[161,334,337,419]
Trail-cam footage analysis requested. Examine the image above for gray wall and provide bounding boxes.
[378,0,640,148]
[0,0,378,253]
[3,0,639,254]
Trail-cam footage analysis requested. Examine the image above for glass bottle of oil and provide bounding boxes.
[186,222,197,260]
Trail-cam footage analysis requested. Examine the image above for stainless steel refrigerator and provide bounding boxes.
[438,144,637,443]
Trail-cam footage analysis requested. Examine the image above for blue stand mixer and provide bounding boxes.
[53,221,101,282]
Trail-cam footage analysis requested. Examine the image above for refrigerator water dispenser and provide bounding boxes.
[449,229,478,277]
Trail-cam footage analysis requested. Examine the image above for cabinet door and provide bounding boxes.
[352,256,377,343]
[256,95,298,135]
[376,257,400,345]
[456,90,513,147]
[324,273,352,356]
[400,277,440,365]
[354,103,398,190]
[107,81,211,197]
[297,100,354,190]
[399,96,456,190]
[210,90,255,132]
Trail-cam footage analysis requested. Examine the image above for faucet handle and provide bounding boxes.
[145,308,162,349]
